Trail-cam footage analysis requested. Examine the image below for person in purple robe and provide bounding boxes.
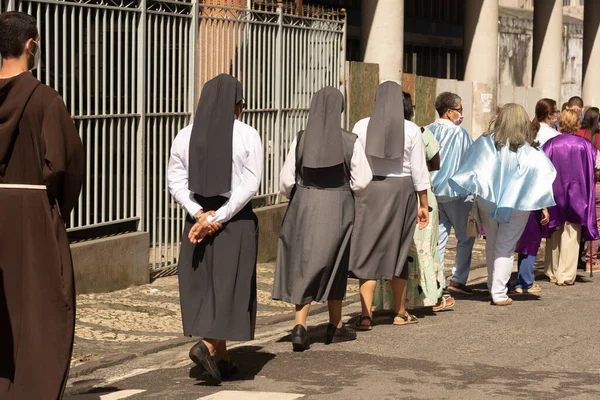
[542,109,600,286]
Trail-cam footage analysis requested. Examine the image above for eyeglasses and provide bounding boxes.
[449,107,463,114]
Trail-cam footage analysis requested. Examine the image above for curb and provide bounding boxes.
[69,336,197,378]
[69,293,362,379]
[69,266,488,379]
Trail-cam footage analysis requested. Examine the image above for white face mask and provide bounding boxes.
[27,40,41,71]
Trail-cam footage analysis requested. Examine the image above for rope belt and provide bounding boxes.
[0,184,46,190]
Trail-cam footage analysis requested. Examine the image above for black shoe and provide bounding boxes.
[447,280,473,295]
[325,324,357,344]
[217,360,239,380]
[189,341,222,385]
[291,324,310,352]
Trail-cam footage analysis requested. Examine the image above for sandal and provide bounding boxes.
[556,282,574,286]
[492,298,513,306]
[393,312,418,326]
[355,316,374,331]
[432,295,455,312]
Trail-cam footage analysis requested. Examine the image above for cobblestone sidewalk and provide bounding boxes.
[71,235,488,370]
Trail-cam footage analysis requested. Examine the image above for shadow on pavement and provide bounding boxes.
[190,345,275,385]
[63,386,121,399]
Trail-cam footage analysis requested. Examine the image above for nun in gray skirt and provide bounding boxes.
[272,87,372,351]
[168,74,263,384]
[350,81,430,330]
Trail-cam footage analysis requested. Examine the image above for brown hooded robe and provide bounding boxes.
[0,72,84,399]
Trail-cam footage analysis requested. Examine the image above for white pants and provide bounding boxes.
[478,199,530,303]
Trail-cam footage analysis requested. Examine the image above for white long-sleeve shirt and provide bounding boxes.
[167,120,263,224]
[537,122,560,146]
[353,117,431,192]
[279,135,373,198]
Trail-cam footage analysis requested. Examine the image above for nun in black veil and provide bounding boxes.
[168,74,263,384]
[273,87,372,351]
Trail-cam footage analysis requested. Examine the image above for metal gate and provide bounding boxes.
[197,1,346,203]
[0,0,345,277]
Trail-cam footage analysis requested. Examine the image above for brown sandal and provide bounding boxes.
[393,312,418,325]
[432,295,455,312]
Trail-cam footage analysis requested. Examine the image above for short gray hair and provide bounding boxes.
[435,92,461,117]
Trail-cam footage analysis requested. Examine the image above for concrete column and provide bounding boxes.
[464,0,499,90]
[464,0,498,139]
[360,0,404,81]
[583,3,600,106]
[532,0,563,101]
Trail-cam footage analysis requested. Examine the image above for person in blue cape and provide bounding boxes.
[427,92,474,295]
[448,103,556,306]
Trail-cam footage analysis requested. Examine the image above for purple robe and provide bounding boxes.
[515,211,543,256]
[541,133,599,241]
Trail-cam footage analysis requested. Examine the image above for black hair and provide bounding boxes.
[582,107,600,144]
[0,11,38,59]
[568,96,584,109]
[403,91,413,121]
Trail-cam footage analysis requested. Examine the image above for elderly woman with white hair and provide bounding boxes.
[448,104,556,306]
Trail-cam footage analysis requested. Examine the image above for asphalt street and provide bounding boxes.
[65,269,600,400]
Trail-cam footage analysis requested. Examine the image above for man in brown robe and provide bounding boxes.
[0,11,84,399]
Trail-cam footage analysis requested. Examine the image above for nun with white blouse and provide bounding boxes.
[167,74,263,384]
[272,87,372,351]
[350,81,430,330]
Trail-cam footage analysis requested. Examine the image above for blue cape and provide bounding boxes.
[427,122,473,198]
[448,134,556,223]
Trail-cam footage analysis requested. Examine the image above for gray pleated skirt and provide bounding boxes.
[177,197,258,342]
[272,185,354,305]
[349,176,418,280]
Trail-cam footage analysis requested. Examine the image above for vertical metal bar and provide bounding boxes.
[101,9,107,223]
[169,17,177,264]
[226,13,231,75]
[85,8,91,226]
[208,11,213,80]
[60,5,65,103]
[235,13,242,85]
[130,12,137,219]
[148,13,157,266]
[220,17,225,74]
[189,1,197,111]
[116,10,122,220]
[157,14,167,269]
[177,17,183,113]
[44,4,50,84]
[76,6,83,227]
[137,0,148,231]
[274,3,283,203]
[124,11,131,218]
[109,10,115,221]
[93,8,100,224]
[340,13,347,128]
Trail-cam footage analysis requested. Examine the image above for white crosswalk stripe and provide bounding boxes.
[198,391,304,400]
[100,390,147,400]
[65,389,146,400]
